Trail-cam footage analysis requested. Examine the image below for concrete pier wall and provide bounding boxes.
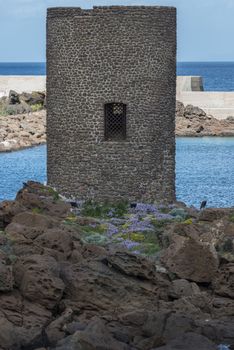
[0,76,46,98]
[177,76,204,92]
[177,76,234,119]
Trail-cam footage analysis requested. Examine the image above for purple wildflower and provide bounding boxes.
[125,215,154,232]
[155,212,173,221]
[135,203,158,214]
[107,209,115,217]
[122,240,140,249]
[106,223,119,237]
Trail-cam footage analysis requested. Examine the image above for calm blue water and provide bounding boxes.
[0,62,46,76]
[0,146,46,201]
[176,137,234,208]
[0,139,233,208]
[177,62,234,91]
[1,62,234,91]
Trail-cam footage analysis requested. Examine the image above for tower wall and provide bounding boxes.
[47,6,176,202]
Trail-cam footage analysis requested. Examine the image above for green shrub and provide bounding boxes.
[31,207,43,214]
[8,255,17,264]
[81,200,128,218]
[31,103,43,112]
[47,187,60,201]
[151,218,172,228]
[81,224,107,235]
[182,218,193,225]
[138,242,161,256]
[81,233,108,245]
[120,232,145,242]
[169,208,188,220]
[0,106,7,116]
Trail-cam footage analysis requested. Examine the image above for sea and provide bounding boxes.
[0,62,234,207]
[1,61,234,91]
[1,139,234,207]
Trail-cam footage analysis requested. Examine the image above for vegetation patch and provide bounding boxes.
[81,200,128,218]
[72,201,180,257]
[182,218,193,225]
[31,103,44,112]
[31,207,44,214]
[229,215,234,223]
[47,187,60,201]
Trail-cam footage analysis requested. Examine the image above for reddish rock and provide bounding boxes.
[16,181,71,218]
[0,262,14,292]
[46,308,73,345]
[5,221,44,241]
[0,200,25,229]
[12,211,57,230]
[35,228,73,261]
[14,254,64,309]
[19,301,52,348]
[60,257,164,316]
[172,222,203,240]
[212,296,234,317]
[0,317,19,349]
[168,279,200,299]
[198,318,234,347]
[224,222,234,237]
[0,182,233,349]
[213,263,234,298]
[199,208,234,222]
[54,317,130,350]
[154,332,216,350]
[81,244,107,260]
[104,251,170,285]
[159,293,213,319]
[163,314,197,341]
[161,237,219,283]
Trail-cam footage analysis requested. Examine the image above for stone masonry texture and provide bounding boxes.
[47,6,176,203]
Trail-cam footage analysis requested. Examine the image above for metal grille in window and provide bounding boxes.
[104,103,126,141]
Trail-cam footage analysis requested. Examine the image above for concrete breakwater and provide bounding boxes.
[177,76,234,120]
[0,76,46,98]
[0,75,234,119]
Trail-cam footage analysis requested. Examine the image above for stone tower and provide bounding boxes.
[47,6,176,203]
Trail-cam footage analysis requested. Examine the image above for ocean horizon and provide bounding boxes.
[1,61,234,91]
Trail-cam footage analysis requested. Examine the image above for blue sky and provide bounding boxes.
[0,0,233,62]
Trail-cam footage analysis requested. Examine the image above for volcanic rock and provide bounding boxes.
[0,181,233,349]
[161,236,219,282]
[154,332,217,350]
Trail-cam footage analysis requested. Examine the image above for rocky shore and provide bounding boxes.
[0,181,234,349]
[0,110,46,152]
[176,101,234,137]
[0,90,46,152]
[1,92,234,152]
